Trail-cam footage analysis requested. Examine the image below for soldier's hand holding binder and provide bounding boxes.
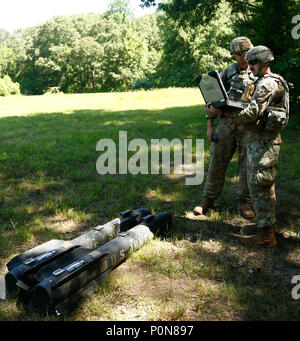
[204,104,221,116]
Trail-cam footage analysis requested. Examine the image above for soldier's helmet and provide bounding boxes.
[230,37,253,55]
[246,46,274,63]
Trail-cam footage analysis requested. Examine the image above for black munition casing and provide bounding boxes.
[32,213,172,312]
[5,208,151,294]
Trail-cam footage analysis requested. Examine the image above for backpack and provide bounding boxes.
[263,73,290,132]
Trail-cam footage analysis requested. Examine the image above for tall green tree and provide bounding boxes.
[134,13,162,79]
[0,29,10,46]
[151,2,235,87]
[69,37,104,92]
[0,45,16,77]
[92,1,155,91]
[2,0,162,94]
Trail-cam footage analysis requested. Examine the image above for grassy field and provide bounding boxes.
[0,88,300,321]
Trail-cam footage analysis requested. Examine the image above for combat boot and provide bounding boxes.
[242,224,277,248]
[239,201,255,220]
[193,198,214,215]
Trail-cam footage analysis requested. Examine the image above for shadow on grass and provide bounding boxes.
[0,105,220,240]
[163,215,300,320]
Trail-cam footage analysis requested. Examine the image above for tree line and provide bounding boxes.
[0,0,298,115]
[0,0,237,95]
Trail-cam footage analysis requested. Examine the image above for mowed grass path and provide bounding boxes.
[0,88,300,321]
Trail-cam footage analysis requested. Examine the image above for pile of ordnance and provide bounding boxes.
[4,208,172,314]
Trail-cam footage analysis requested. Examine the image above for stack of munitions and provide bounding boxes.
[5,208,172,313]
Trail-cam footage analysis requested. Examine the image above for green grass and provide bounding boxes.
[0,88,300,321]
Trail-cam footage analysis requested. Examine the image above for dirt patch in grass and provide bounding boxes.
[47,214,89,234]
[76,260,240,321]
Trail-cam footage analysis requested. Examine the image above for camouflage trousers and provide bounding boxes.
[245,131,281,229]
[204,117,250,202]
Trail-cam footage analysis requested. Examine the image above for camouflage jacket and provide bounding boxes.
[206,63,256,119]
[233,72,289,137]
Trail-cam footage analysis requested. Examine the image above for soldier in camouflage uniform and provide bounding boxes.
[194,37,257,219]
[213,46,290,247]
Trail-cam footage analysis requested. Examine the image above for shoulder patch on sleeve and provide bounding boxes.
[255,85,271,98]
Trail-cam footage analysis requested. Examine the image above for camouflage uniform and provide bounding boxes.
[234,72,289,228]
[204,63,257,202]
